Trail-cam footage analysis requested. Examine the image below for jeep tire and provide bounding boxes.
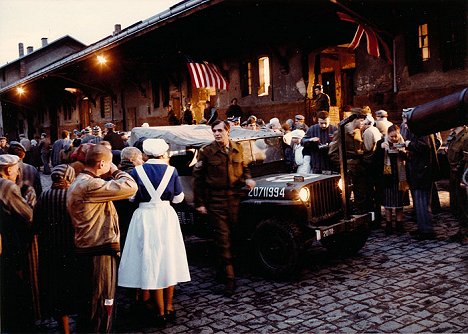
[252,219,303,278]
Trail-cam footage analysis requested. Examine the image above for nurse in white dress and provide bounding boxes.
[118,138,190,325]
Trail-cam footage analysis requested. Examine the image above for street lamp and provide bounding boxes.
[97,55,108,65]
[16,86,25,96]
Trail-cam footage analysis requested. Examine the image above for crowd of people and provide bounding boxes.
[0,100,466,333]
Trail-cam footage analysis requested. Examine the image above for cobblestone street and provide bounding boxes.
[40,175,467,333]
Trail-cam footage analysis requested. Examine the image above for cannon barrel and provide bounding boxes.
[406,88,468,136]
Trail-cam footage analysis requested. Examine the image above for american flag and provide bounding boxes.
[186,58,228,90]
[337,12,392,64]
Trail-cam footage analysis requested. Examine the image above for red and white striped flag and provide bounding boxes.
[337,11,392,64]
[187,59,228,90]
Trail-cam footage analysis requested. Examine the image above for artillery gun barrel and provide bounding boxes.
[406,88,468,136]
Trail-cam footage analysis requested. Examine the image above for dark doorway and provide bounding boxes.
[341,69,355,108]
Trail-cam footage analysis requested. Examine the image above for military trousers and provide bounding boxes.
[207,192,241,268]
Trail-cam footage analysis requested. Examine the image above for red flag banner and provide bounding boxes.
[337,12,392,64]
[187,60,228,90]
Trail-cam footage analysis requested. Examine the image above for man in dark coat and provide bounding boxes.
[226,98,243,120]
[312,84,330,112]
[103,123,125,150]
[405,131,440,240]
[302,111,337,174]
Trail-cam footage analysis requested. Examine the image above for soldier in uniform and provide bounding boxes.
[446,125,468,243]
[193,120,255,296]
[329,107,368,213]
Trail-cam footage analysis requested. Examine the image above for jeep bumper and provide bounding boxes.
[314,212,373,241]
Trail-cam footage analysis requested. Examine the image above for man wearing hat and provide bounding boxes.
[193,120,255,296]
[103,123,125,150]
[67,145,137,333]
[0,136,9,155]
[0,154,35,332]
[293,114,309,131]
[80,127,94,144]
[375,110,393,136]
[8,141,43,323]
[89,126,103,144]
[8,141,42,199]
[312,84,330,112]
[329,107,368,213]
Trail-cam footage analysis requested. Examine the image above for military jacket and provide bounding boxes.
[447,126,467,174]
[193,140,251,207]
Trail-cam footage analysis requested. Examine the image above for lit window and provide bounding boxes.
[258,56,270,96]
[418,23,430,61]
[240,61,252,97]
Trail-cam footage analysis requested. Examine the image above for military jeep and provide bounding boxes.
[130,124,371,278]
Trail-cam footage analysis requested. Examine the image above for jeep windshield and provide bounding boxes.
[129,124,287,177]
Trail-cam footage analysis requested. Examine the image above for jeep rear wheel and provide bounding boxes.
[252,219,303,278]
[320,226,369,256]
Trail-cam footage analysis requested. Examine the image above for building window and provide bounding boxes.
[240,61,252,97]
[440,7,466,71]
[63,104,73,121]
[418,23,430,61]
[258,56,270,96]
[100,96,105,118]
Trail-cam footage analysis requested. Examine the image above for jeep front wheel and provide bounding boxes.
[252,219,303,278]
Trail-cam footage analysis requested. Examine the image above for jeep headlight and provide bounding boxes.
[338,178,344,191]
[298,187,310,201]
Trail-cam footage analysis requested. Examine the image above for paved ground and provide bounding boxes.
[39,174,467,333]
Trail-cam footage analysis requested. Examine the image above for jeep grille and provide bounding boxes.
[309,178,342,222]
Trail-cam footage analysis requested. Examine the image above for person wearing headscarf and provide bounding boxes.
[374,125,410,234]
[118,139,190,328]
[34,164,77,334]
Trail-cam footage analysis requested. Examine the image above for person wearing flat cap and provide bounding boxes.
[293,114,309,131]
[8,141,42,196]
[118,138,190,327]
[328,107,369,214]
[193,120,255,296]
[67,145,137,333]
[375,110,393,136]
[0,154,35,332]
[103,123,125,150]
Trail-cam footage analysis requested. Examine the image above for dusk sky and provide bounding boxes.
[0,0,180,66]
